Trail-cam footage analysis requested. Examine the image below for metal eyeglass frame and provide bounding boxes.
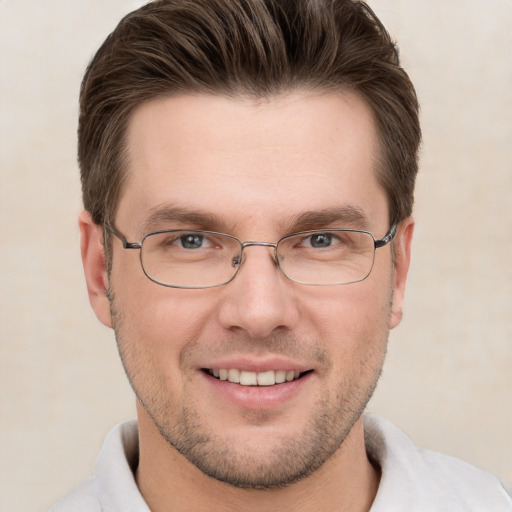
[106,224,397,289]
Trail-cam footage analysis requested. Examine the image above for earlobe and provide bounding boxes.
[389,217,414,330]
[79,211,113,328]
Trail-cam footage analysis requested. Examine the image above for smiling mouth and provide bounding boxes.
[204,368,312,386]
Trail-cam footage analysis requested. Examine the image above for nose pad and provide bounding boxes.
[231,254,242,268]
[230,245,279,273]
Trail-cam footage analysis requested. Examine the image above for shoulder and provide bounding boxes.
[47,478,100,512]
[364,414,512,511]
[47,420,145,512]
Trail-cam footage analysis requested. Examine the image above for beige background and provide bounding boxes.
[1,1,511,510]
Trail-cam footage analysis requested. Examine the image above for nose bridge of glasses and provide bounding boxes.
[241,241,277,249]
[232,240,279,267]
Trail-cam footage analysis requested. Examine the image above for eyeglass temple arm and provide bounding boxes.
[105,225,142,249]
[374,224,397,248]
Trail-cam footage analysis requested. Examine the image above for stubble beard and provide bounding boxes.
[146,375,384,490]
[109,293,389,490]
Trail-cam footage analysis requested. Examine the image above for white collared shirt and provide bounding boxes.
[48,415,512,511]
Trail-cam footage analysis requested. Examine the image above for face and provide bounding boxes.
[82,91,412,489]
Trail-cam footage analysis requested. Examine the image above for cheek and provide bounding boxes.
[304,276,392,335]
[111,268,220,361]
[301,278,392,372]
[110,288,215,404]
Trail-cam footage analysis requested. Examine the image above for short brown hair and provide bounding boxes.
[79,0,420,229]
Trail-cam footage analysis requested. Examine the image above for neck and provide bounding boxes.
[135,406,380,512]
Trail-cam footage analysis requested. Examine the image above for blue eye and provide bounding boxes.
[308,233,333,248]
[179,234,205,249]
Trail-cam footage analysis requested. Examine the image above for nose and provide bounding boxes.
[217,245,300,339]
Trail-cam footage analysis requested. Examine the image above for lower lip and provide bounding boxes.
[200,371,314,410]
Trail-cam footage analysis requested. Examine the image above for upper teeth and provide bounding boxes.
[211,369,301,386]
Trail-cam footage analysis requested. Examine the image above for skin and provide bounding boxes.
[80,91,414,512]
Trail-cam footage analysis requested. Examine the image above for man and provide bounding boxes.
[50,0,511,510]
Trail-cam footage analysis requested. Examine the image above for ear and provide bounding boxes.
[389,217,414,329]
[79,211,113,328]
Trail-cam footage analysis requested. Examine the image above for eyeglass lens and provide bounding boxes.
[139,230,377,288]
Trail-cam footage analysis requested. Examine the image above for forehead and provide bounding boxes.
[119,91,387,235]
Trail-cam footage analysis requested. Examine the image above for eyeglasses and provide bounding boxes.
[107,225,397,289]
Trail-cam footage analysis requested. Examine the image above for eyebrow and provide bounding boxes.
[140,205,222,233]
[139,204,370,236]
[286,206,370,232]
